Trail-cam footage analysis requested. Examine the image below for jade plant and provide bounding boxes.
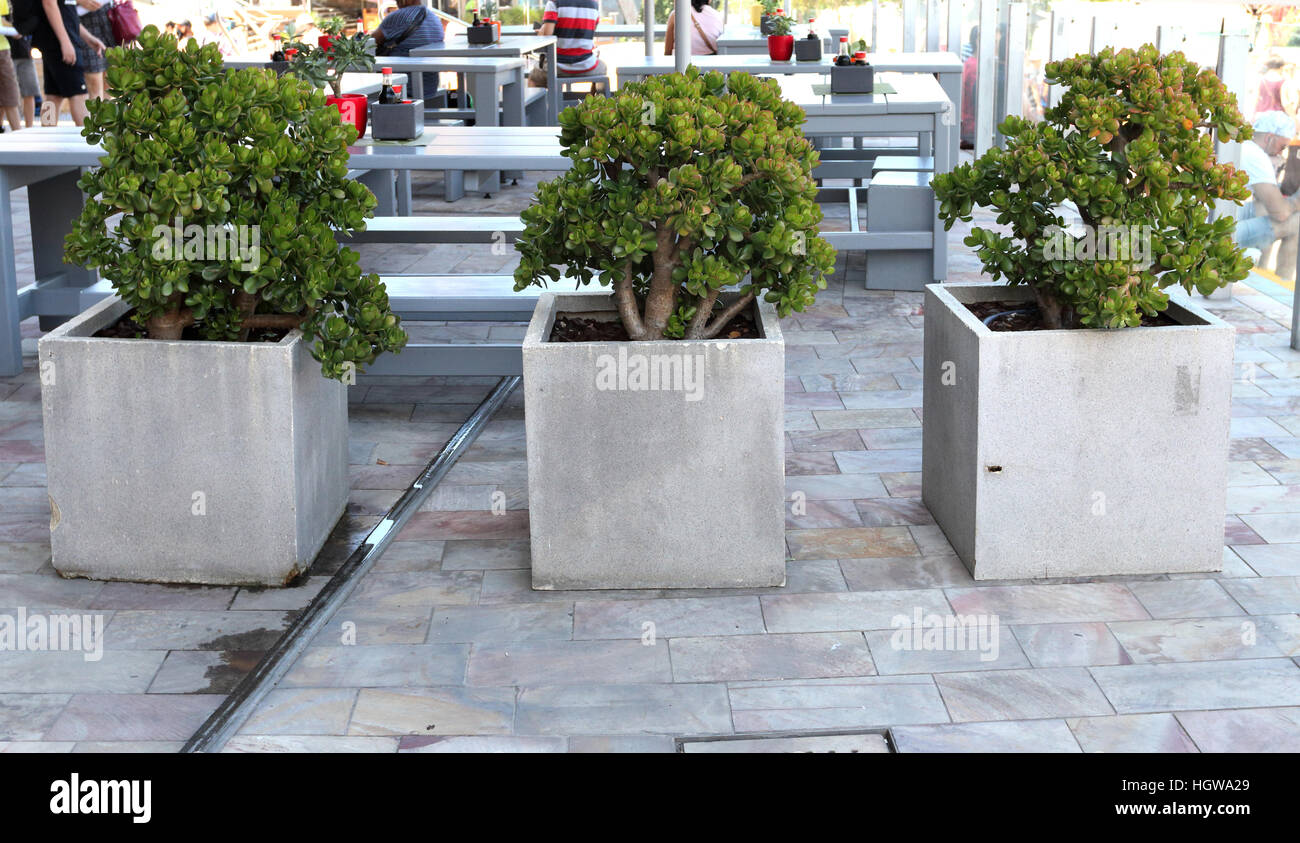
[932,44,1253,329]
[288,31,376,97]
[65,26,405,379]
[513,69,835,340]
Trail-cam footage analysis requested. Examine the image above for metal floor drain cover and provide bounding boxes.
[678,732,893,753]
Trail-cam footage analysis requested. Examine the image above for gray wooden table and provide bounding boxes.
[412,36,560,126]
[225,56,531,127]
[616,51,963,158]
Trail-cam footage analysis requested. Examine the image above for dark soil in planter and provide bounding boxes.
[549,312,761,342]
[94,312,290,343]
[965,300,1179,331]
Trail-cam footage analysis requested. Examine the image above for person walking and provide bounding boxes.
[31,0,105,126]
[0,0,23,131]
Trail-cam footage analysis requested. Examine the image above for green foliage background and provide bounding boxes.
[65,27,406,379]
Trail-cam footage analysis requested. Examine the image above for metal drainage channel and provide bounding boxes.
[182,376,521,753]
[676,730,897,753]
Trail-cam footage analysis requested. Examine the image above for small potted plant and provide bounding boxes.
[513,70,836,589]
[49,27,407,585]
[316,14,349,51]
[766,10,795,61]
[926,45,1251,579]
[758,0,780,35]
[287,31,377,135]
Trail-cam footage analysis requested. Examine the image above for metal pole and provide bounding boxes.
[1002,3,1026,124]
[926,0,940,50]
[674,0,691,70]
[903,0,917,52]
[645,0,653,56]
[947,0,962,54]
[974,0,995,154]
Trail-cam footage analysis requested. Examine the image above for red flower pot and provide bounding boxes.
[318,34,336,52]
[326,94,369,137]
[767,34,794,61]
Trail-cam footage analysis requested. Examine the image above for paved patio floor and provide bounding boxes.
[2,167,1299,752]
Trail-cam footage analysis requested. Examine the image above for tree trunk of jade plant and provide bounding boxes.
[513,69,836,340]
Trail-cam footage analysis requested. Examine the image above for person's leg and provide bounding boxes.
[21,97,34,128]
[65,95,88,126]
[1275,213,1299,281]
[0,52,21,131]
[84,72,104,101]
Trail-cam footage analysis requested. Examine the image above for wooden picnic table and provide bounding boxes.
[616,51,963,158]
[412,36,561,126]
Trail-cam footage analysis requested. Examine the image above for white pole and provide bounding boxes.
[645,0,653,56]
[946,0,962,54]
[674,0,691,70]
[974,0,995,154]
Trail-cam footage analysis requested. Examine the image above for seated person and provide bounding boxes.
[1235,111,1300,281]
[665,0,723,57]
[540,0,604,77]
[374,0,445,96]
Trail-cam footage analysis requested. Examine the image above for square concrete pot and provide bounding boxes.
[523,291,786,589]
[922,283,1234,580]
[38,295,349,586]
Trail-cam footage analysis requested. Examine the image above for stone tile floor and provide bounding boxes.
[2,166,1300,752]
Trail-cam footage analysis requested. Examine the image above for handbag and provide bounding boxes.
[108,0,144,44]
[376,7,427,56]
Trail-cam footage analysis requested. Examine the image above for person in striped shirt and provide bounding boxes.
[539,0,603,77]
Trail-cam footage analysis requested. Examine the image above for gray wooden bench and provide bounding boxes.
[871,155,936,174]
[76,211,903,379]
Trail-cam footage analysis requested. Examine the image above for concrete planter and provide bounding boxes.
[921,283,1234,579]
[523,291,785,589]
[39,295,349,586]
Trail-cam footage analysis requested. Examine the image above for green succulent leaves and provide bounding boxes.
[931,44,1253,329]
[65,26,405,380]
[512,69,836,339]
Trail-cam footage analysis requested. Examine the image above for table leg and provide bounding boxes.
[31,168,94,329]
[932,110,952,281]
[546,44,559,124]
[0,169,21,377]
[358,170,397,215]
[396,172,413,216]
[937,69,961,167]
[502,67,526,183]
[472,71,502,195]
[445,170,465,203]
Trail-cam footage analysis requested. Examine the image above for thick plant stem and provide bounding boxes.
[234,290,259,342]
[1033,286,1070,330]
[687,288,723,338]
[641,225,679,338]
[701,292,756,338]
[146,307,194,340]
[614,266,646,339]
